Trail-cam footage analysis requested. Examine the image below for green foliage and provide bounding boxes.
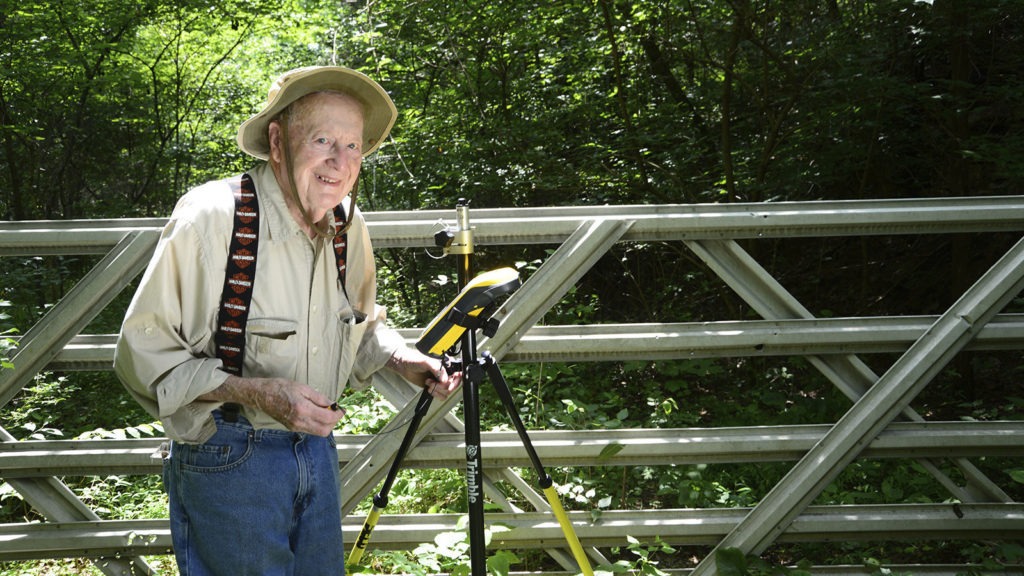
[337,387,399,434]
[75,474,166,519]
[2,0,1023,572]
[716,546,815,576]
[2,374,72,441]
[964,542,1024,572]
[0,300,16,371]
[1,371,153,441]
[76,421,163,441]
[599,536,676,576]
[0,335,13,372]
[717,547,753,576]
[6,0,1023,220]
[351,517,520,576]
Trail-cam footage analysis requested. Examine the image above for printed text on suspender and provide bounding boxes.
[214,174,350,378]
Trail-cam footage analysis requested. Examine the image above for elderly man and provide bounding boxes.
[115,66,457,575]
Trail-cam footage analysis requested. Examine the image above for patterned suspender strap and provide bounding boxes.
[332,203,348,289]
[215,173,260,379]
[212,176,348,422]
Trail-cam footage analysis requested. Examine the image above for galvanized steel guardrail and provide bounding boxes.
[1,196,1023,575]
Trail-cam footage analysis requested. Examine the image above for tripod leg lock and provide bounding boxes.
[467,361,486,386]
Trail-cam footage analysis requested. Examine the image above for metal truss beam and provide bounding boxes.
[3,196,1022,256]
[1,198,1021,572]
[27,313,1024,371]
[2,421,1021,478]
[688,235,1024,576]
[0,425,154,574]
[0,230,160,575]
[0,230,159,408]
[1,503,1020,561]
[690,239,1013,504]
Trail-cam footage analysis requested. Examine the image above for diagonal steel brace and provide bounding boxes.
[687,235,1024,576]
[689,238,1010,503]
[0,230,160,575]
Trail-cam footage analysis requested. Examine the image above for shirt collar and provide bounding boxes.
[250,163,305,243]
[249,163,349,244]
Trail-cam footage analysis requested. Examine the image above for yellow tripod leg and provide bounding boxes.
[348,505,382,566]
[542,485,594,576]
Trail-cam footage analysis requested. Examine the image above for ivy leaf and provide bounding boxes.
[487,550,520,576]
[598,442,624,460]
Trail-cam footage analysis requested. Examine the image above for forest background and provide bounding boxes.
[1,0,1023,574]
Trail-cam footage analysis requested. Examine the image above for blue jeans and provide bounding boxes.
[163,412,345,575]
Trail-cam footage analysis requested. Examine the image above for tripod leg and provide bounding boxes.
[464,355,488,575]
[480,352,595,576]
[348,505,381,566]
[348,388,434,566]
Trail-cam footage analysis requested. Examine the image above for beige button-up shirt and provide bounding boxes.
[115,163,405,443]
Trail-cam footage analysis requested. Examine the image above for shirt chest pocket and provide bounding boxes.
[328,309,368,397]
[243,318,299,379]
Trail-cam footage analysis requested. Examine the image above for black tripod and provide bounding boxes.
[461,349,593,576]
[348,201,593,575]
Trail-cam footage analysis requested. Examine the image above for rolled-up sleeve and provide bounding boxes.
[114,188,232,443]
[350,305,407,389]
[344,208,407,389]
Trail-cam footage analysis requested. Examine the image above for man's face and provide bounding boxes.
[269,91,365,228]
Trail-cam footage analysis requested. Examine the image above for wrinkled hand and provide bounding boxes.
[249,377,345,436]
[204,375,344,437]
[387,347,462,400]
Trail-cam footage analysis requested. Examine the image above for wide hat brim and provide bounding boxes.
[237,66,398,160]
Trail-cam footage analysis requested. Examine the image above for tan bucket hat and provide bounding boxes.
[237,66,398,159]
